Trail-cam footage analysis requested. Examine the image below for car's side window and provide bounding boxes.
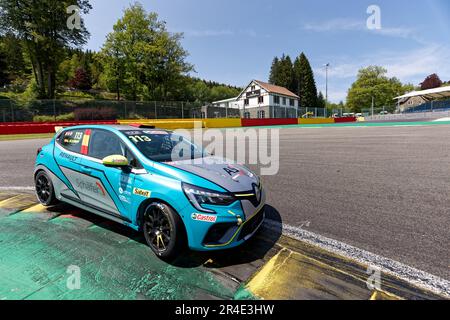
[122,145,143,169]
[88,130,124,160]
[59,130,85,154]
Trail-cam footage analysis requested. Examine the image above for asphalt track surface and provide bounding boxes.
[0,123,449,280]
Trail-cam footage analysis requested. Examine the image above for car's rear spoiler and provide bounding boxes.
[129,124,156,129]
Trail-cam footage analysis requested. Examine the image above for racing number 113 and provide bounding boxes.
[129,136,151,143]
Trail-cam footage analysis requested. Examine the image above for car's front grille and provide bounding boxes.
[203,223,239,246]
[234,185,262,207]
[237,206,265,241]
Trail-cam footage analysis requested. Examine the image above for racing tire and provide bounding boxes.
[35,171,59,206]
[142,202,186,260]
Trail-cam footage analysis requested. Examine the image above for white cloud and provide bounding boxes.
[304,18,365,32]
[303,18,420,42]
[182,29,234,37]
[180,29,259,38]
[314,44,450,102]
[316,44,450,82]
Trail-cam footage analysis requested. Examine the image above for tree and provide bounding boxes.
[346,66,414,113]
[0,43,7,86]
[0,0,91,98]
[0,34,30,84]
[420,73,442,90]
[100,3,192,101]
[69,67,92,90]
[268,57,280,85]
[268,55,294,92]
[293,53,318,108]
[317,92,326,109]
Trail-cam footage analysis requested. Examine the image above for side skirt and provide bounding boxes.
[61,193,132,224]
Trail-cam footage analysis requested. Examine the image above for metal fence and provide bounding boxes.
[402,99,450,113]
[364,110,450,122]
[0,99,328,122]
[0,100,208,122]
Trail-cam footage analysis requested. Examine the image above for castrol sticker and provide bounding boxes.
[191,213,217,223]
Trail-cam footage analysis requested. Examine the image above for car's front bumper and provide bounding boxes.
[181,190,266,251]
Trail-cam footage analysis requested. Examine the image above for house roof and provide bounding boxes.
[253,80,299,98]
[237,80,299,100]
[394,86,450,101]
[212,97,238,104]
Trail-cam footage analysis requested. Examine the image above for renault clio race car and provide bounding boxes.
[34,125,265,259]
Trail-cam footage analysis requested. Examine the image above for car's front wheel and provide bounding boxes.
[142,202,186,260]
[35,171,59,206]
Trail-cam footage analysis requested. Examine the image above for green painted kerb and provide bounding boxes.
[0,212,233,300]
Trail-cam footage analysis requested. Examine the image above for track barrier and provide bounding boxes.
[0,120,117,135]
[0,117,359,134]
[241,118,298,127]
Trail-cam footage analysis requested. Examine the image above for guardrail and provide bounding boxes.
[0,117,359,135]
[0,120,118,135]
[364,111,450,122]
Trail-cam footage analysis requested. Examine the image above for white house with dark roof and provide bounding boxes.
[212,80,300,119]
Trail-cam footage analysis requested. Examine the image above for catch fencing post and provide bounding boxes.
[10,100,14,122]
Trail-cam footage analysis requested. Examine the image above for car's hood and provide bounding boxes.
[165,156,259,193]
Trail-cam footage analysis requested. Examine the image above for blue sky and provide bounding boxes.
[84,0,450,102]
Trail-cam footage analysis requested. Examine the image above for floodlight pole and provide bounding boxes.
[371,96,375,116]
[324,63,330,118]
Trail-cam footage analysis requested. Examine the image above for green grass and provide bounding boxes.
[0,133,54,141]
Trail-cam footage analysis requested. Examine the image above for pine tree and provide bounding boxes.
[317,92,326,109]
[278,55,294,92]
[293,53,318,108]
[0,47,7,86]
[269,55,294,91]
[268,57,280,85]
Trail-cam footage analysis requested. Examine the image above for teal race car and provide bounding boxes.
[34,125,265,259]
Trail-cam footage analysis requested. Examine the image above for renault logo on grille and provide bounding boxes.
[253,184,261,203]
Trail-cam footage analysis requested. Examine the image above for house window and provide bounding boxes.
[282,97,286,105]
[251,85,256,91]
[258,96,264,104]
[258,110,265,119]
[274,96,280,104]
[290,99,295,107]
[244,99,249,106]
[244,112,251,119]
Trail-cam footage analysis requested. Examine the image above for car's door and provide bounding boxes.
[54,128,90,200]
[80,129,140,223]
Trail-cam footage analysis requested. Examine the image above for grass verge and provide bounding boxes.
[0,133,54,141]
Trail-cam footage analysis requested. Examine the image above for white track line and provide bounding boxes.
[0,186,35,191]
[264,219,450,298]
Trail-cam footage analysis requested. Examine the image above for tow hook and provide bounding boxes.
[228,210,243,226]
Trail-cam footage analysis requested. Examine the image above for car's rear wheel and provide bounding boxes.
[143,202,185,260]
[35,171,58,206]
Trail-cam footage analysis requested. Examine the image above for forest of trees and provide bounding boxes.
[268,53,322,109]
[0,1,241,103]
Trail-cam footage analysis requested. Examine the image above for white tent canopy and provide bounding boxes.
[395,86,450,101]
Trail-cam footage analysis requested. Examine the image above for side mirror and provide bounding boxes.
[102,155,129,168]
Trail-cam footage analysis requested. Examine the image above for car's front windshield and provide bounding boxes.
[120,129,206,163]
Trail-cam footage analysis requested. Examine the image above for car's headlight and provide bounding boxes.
[182,183,236,213]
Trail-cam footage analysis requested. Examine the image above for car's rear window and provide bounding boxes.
[58,129,86,153]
